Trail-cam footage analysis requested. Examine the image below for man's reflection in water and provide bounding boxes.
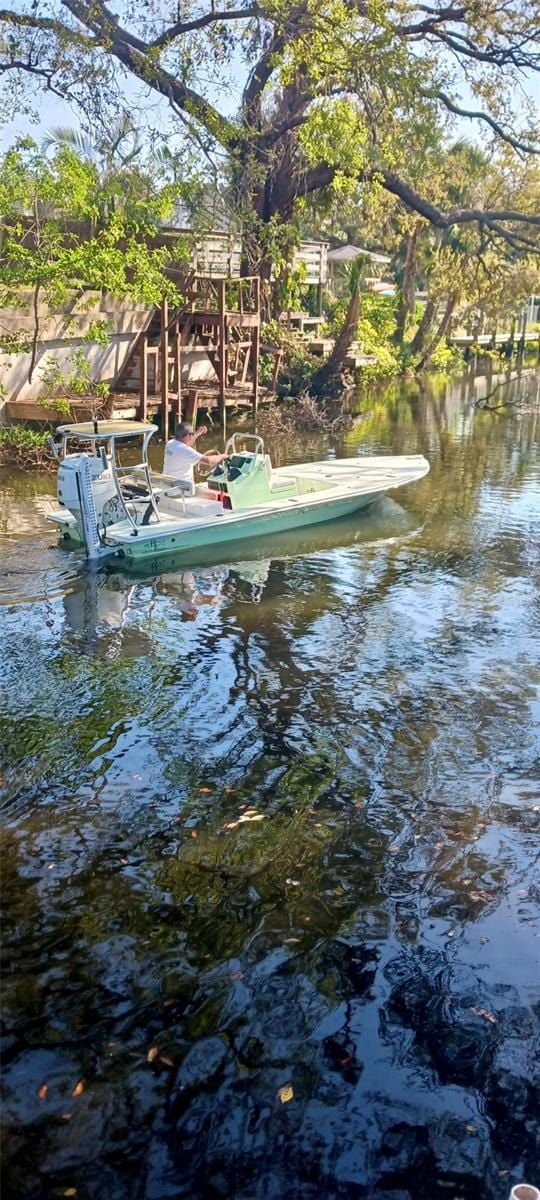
[157,560,272,615]
[157,568,224,619]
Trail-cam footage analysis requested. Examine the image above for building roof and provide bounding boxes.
[327,244,391,265]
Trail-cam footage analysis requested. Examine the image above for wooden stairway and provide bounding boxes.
[113,273,261,435]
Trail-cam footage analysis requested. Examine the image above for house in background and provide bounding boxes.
[326,244,393,297]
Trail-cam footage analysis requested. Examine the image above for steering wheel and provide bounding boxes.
[197,447,224,478]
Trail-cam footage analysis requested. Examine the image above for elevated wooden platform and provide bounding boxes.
[113,274,263,436]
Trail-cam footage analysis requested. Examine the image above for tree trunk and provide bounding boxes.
[310,278,362,396]
[395,225,419,346]
[410,294,437,358]
[27,282,41,384]
[415,292,458,370]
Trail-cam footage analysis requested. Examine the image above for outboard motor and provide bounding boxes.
[57,452,116,559]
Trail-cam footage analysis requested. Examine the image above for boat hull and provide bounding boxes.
[114,491,380,562]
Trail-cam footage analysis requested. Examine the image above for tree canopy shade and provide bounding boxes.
[0,0,539,279]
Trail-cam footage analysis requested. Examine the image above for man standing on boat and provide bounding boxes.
[163,423,227,486]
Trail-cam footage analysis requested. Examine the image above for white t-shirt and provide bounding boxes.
[163,439,203,482]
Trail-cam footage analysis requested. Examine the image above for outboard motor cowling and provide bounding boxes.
[58,453,116,559]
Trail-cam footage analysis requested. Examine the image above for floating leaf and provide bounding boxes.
[190,831,198,838]
[199,787,212,794]
[469,1006,497,1024]
[388,844,399,853]
[434,842,444,850]
[283,937,301,944]
[38,1084,48,1100]
[159,1056,174,1067]
[147,1046,159,1062]
[286,879,300,886]
[61,1113,72,1121]
[63,1190,77,1197]
[466,1124,477,1134]
[238,813,265,823]
[446,929,455,938]
[230,971,244,981]
[277,1084,294,1104]
[71,1081,84,1098]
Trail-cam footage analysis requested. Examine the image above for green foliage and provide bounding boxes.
[38,348,110,416]
[427,342,464,373]
[0,424,54,470]
[0,138,194,400]
[260,320,319,392]
[298,100,367,197]
[324,291,402,377]
[0,425,49,448]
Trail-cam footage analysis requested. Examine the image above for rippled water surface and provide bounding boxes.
[1,370,539,1200]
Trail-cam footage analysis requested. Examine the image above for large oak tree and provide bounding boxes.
[1,0,539,292]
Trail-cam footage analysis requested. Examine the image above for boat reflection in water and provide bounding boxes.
[55,495,422,640]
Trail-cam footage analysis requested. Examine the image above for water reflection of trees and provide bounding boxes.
[1,369,539,1198]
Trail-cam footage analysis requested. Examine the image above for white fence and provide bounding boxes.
[166,229,329,284]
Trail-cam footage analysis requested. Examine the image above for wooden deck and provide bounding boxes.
[4,385,275,426]
[449,330,538,347]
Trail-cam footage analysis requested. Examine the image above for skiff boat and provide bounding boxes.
[46,420,429,563]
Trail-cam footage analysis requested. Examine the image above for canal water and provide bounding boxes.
[1,369,539,1200]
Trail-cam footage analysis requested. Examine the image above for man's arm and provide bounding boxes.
[199,452,228,466]
[191,425,227,466]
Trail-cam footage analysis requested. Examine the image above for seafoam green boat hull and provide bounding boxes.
[115,491,379,562]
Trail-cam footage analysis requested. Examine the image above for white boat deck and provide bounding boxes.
[103,455,429,545]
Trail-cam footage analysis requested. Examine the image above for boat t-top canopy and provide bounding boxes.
[56,421,157,440]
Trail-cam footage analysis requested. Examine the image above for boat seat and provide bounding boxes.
[265,454,297,495]
[150,472,196,497]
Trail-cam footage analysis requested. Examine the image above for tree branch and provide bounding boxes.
[0,7,86,39]
[380,170,540,244]
[0,58,70,98]
[150,6,259,50]
[423,25,540,70]
[433,90,540,155]
[242,31,287,119]
[58,0,241,149]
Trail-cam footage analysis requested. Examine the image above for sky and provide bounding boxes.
[1,38,539,156]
